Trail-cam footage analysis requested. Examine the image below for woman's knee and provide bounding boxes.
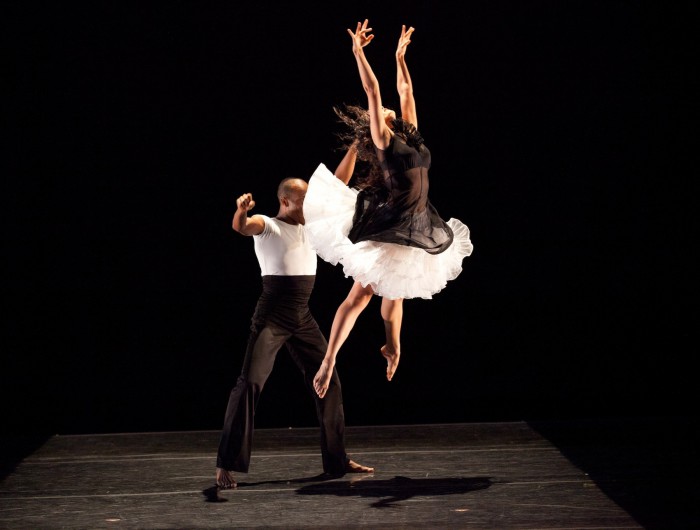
[345,283,373,309]
[380,298,404,321]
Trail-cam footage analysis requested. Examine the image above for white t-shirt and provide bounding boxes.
[253,215,317,276]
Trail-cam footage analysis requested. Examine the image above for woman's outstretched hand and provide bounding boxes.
[396,24,415,59]
[347,19,375,53]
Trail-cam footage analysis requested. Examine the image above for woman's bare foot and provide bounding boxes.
[380,345,400,381]
[346,459,375,473]
[216,468,237,489]
[313,359,334,398]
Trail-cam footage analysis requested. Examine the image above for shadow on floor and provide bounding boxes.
[295,475,492,508]
[203,474,492,507]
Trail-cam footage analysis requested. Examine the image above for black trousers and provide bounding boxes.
[216,275,348,475]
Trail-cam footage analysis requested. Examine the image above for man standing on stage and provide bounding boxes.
[216,172,373,489]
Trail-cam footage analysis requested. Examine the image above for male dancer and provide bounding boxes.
[216,167,373,489]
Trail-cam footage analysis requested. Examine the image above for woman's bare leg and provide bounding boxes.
[380,297,403,381]
[313,281,374,398]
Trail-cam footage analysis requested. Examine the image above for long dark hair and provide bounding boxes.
[332,104,384,189]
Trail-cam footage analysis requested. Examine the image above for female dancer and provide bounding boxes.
[304,20,473,398]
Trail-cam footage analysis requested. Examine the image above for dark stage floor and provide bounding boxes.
[0,418,697,529]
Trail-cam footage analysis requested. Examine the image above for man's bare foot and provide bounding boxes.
[216,467,237,489]
[313,359,334,398]
[346,459,374,473]
[381,345,400,381]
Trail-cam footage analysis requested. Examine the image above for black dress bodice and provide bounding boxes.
[348,123,454,255]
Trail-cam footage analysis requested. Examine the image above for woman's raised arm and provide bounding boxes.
[347,19,392,150]
[396,24,417,129]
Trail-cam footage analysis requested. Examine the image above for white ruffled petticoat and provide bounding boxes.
[304,163,474,300]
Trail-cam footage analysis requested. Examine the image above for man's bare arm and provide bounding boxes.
[232,193,265,236]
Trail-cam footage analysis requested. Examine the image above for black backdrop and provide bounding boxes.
[3,2,692,435]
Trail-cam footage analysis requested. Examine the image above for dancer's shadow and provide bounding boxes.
[202,472,343,502]
[296,475,492,508]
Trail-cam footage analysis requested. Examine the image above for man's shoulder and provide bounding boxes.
[252,214,273,237]
[256,215,298,239]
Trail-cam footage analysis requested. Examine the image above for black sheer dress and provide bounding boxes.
[349,119,454,255]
